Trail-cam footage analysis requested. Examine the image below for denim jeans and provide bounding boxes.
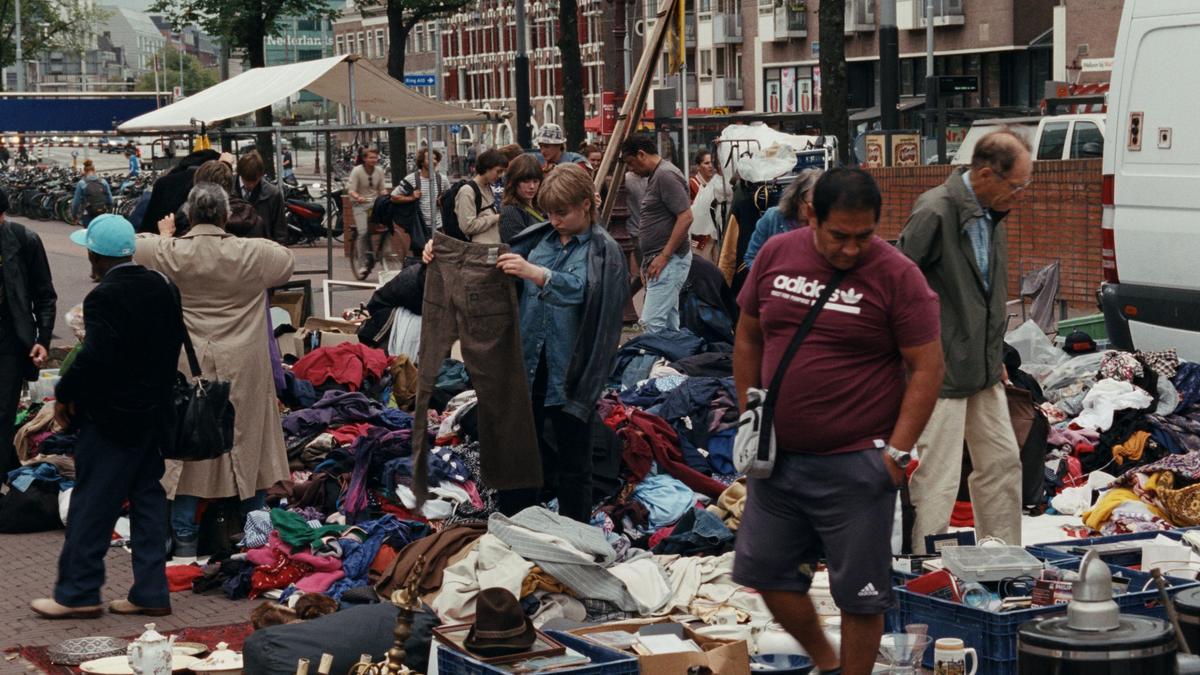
[171,491,266,540]
[640,249,692,333]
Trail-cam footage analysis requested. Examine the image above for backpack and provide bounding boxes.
[225,196,265,238]
[392,177,421,233]
[83,180,108,218]
[438,180,484,241]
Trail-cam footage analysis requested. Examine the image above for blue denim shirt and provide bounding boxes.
[961,171,992,291]
[516,227,592,407]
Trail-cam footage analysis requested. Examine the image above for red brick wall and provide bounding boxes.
[868,159,1103,309]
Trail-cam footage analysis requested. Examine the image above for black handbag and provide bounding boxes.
[162,277,236,462]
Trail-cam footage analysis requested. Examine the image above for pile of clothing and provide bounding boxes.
[0,403,78,533]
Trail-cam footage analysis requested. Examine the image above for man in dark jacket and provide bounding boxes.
[897,130,1032,553]
[235,151,288,244]
[357,263,426,348]
[138,149,220,233]
[0,189,56,475]
[32,214,183,619]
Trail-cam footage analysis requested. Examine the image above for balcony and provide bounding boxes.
[917,0,965,27]
[774,5,807,39]
[844,0,876,33]
[713,12,743,44]
[714,76,743,107]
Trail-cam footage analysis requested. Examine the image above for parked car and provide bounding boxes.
[951,114,1105,165]
[1099,0,1200,359]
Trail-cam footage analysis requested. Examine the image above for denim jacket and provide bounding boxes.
[512,221,629,421]
[743,206,799,270]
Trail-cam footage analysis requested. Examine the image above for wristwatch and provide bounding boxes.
[886,445,917,469]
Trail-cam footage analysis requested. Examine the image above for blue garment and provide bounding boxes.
[324,516,430,601]
[651,507,733,555]
[515,227,591,407]
[128,154,140,176]
[962,172,992,290]
[7,463,73,492]
[382,447,470,491]
[641,248,693,333]
[532,150,588,168]
[632,472,695,529]
[610,328,705,388]
[743,207,798,270]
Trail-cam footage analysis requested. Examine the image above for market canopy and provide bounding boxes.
[119,54,491,133]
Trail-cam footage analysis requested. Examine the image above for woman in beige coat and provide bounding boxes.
[135,182,295,555]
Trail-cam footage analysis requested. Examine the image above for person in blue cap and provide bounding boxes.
[31,214,185,620]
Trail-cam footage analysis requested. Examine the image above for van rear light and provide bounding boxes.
[1101,174,1118,284]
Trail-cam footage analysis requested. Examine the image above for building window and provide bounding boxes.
[715,46,726,76]
[335,36,344,55]
[377,29,385,56]
[700,49,712,78]
[699,0,711,13]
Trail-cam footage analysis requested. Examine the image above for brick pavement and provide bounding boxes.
[0,530,256,668]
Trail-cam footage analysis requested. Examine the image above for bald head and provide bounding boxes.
[968,129,1033,212]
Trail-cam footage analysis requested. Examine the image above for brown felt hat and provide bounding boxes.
[464,588,536,657]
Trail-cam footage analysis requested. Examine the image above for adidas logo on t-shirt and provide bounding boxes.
[857,583,879,597]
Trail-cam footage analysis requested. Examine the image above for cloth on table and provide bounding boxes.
[281,391,387,437]
[1139,349,1180,380]
[670,352,734,379]
[610,329,705,389]
[1173,363,1200,413]
[1072,379,1155,431]
[375,522,487,598]
[7,463,74,492]
[13,404,58,462]
[706,478,747,531]
[292,343,389,392]
[281,371,319,409]
[632,473,696,529]
[271,507,349,550]
[651,507,734,555]
[1100,352,1144,382]
[606,558,672,615]
[325,515,430,600]
[604,401,727,499]
[1114,431,1153,466]
[1115,451,1200,489]
[242,510,274,549]
[429,533,533,622]
[1083,486,1169,531]
[521,565,571,597]
[1099,499,1173,535]
[341,427,414,517]
[382,447,469,490]
[246,531,346,594]
[39,432,78,456]
[1145,411,1200,455]
[395,482,473,520]
[328,423,375,445]
[488,507,639,612]
[653,551,771,624]
[389,353,419,411]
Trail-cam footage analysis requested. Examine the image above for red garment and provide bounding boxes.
[648,525,676,549]
[949,500,975,528]
[604,404,727,499]
[250,560,313,598]
[292,343,389,391]
[736,227,941,455]
[165,564,204,592]
[329,423,375,444]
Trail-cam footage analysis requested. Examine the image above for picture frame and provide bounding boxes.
[432,623,567,666]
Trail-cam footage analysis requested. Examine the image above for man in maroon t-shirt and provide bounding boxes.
[733,169,944,675]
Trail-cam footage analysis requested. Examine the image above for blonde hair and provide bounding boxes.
[538,164,596,222]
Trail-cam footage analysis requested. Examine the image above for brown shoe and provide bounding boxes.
[30,598,104,620]
[109,599,172,617]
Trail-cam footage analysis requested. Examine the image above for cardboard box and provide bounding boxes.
[276,332,305,359]
[571,619,751,675]
[270,290,307,327]
[301,317,360,349]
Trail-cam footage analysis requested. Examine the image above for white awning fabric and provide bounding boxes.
[119,54,489,132]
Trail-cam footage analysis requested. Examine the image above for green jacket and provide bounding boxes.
[897,167,1009,399]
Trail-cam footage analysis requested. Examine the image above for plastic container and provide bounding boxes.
[1058,313,1109,341]
[436,630,639,675]
[892,559,1199,675]
[1026,528,1200,567]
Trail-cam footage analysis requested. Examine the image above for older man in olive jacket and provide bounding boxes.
[897,130,1032,554]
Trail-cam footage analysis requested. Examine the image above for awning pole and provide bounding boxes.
[347,60,358,126]
[326,130,334,280]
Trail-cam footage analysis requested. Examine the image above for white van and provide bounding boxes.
[1099,0,1200,359]
[951,114,1105,165]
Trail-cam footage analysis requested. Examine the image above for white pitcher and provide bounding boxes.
[127,623,176,675]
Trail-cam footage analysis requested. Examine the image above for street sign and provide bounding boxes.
[404,74,437,87]
[938,76,978,95]
[449,124,462,134]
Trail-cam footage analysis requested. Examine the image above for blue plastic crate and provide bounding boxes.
[893,558,1199,675]
[437,630,639,675]
[1026,527,1200,566]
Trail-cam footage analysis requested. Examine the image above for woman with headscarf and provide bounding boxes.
[135,182,295,556]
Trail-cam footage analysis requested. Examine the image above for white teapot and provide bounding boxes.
[127,623,176,675]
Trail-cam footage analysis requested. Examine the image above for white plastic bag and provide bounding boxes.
[1006,319,1068,368]
[58,487,72,526]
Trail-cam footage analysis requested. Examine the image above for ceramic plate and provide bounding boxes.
[48,637,130,666]
[79,654,201,674]
[750,653,814,674]
[173,642,209,657]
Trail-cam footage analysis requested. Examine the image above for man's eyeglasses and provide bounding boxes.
[998,174,1031,195]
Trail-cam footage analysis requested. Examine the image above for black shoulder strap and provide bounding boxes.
[469,180,484,213]
[763,269,847,411]
[153,270,203,379]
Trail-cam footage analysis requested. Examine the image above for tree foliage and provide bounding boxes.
[134,45,219,94]
[150,0,337,173]
[0,0,111,88]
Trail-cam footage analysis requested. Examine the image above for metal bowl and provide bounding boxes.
[48,636,130,666]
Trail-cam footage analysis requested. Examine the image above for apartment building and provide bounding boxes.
[643,0,749,115]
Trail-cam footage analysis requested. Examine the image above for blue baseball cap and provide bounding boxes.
[70,214,136,257]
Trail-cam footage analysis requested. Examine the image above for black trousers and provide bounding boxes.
[55,422,170,609]
[0,339,26,475]
[412,232,541,496]
[498,358,595,523]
